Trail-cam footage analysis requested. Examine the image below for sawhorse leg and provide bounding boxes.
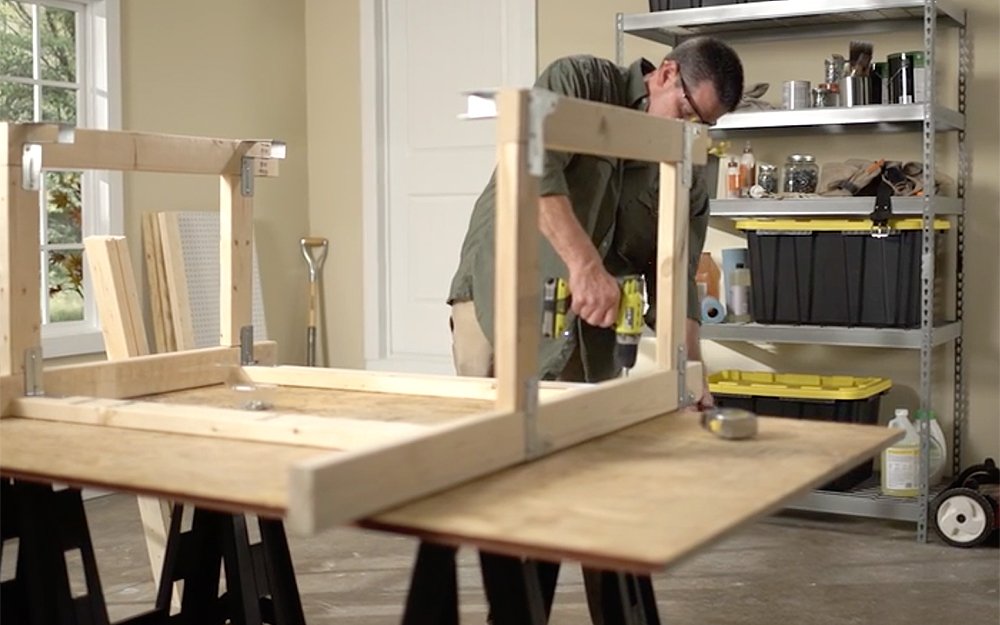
[0,479,111,625]
[124,506,306,625]
[582,570,661,625]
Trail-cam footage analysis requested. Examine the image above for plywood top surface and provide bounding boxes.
[143,384,492,426]
[0,417,329,517]
[365,411,900,573]
[0,407,899,572]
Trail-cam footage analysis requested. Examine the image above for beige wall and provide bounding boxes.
[302,0,365,369]
[120,0,310,365]
[538,0,1000,467]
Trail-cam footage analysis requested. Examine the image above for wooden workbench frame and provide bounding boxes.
[0,90,708,535]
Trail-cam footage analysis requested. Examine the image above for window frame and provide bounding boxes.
[1,0,123,358]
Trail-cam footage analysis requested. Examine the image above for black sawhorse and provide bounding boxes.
[0,478,306,625]
[400,541,662,625]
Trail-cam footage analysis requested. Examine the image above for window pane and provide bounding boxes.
[0,79,33,121]
[0,1,34,79]
[48,248,84,323]
[38,4,76,83]
[41,85,75,124]
[46,171,82,244]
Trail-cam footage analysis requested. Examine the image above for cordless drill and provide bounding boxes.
[541,274,645,371]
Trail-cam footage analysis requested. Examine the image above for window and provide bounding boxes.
[0,0,121,357]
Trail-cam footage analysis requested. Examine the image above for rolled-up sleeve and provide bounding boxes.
[532,58,597,197]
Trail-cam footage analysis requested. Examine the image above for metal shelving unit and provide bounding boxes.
[617,0,968,542]
[711,196,964,217]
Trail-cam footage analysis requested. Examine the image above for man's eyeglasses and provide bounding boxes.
[678,71,714,127]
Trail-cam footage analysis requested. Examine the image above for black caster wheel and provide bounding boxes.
[931,487,996,548]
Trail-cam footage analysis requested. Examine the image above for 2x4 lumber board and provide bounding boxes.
[220,174,253,347]
[156,212,196,350]
[0,343,277,414]
[18,129,280,176]
[241,365,583,401]
[286,408,526,534]
[0,417,323,518]
[10,396,427,451]
[534,365,700,452]
[494,88,540,414]
[656,162,689,369]
[141,213,172,352]
[1,165,41,376]
[542,94,709,166]
[366,412,903,574]
[85,236,151,360]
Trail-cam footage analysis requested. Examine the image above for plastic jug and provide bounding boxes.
[922,410,948,486]
[881,409,920,497]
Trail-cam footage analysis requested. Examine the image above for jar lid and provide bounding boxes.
[788,154,815,163]
[758,163,777,172]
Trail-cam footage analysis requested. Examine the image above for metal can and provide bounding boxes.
[782,80,811,110]
[889,51,925,104]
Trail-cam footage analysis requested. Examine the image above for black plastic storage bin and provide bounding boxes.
[736,218,949,328]
[648,0,744,10]
[708,371,892,491]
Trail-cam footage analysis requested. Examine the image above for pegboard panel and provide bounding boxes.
[174,212,268,348]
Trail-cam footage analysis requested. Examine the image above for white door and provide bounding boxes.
[362,0,536,373]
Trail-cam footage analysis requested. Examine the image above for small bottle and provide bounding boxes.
[739,141,756,197]
[726,157,741,199]
[728,263,751,323]
[696,252,721,301]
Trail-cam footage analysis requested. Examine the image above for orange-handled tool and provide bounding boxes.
[300,237,328,366]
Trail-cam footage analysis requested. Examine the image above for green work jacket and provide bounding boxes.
[448,54,710,382]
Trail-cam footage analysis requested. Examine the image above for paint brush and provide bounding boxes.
[849,41,873,76]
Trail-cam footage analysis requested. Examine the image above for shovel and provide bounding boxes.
[300,237,328,366]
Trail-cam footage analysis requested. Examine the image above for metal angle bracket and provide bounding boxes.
[240,139,287,197]
[240,325,256,365]
[523,376,544,460]
[677,345,692,407]
[527,89,559,177]
[20,122,76,191]
[23,346,44,396]
[457,88,560,176]
[21,144,42,191]
[682,123,701,188]
[241,156,255,197]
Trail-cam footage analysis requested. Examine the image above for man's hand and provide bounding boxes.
[568,260,620,328]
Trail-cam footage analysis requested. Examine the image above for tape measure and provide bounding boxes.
[701,407,758,440]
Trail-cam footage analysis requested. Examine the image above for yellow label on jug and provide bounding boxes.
[884,447,919,496]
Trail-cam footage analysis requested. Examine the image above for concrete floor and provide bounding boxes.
[4,493,998,624]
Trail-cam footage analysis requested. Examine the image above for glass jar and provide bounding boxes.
[783,154,819,194]
[757,164,778,194]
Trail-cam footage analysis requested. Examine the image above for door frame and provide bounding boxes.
[360,0,537,372]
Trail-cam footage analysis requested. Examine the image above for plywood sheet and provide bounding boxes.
[0,418,327,517]
[144,384,492,426]
[365,412,901,573]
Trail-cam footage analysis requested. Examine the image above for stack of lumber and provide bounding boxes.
[141,211,267,352]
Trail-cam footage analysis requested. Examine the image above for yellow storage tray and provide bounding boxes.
[734,217,950,232]
[707,370,892,401]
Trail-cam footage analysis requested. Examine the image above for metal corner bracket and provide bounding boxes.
[523,376,543,460]
[240,156,255,197]
[240,325,256,365]
[527,89,560,177]
[682,123,701,189]
[24,346,44,396]
[677,345,691,407]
